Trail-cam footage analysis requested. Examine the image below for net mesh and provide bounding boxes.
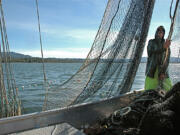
[171,1,180,58]
[45,0,155,110]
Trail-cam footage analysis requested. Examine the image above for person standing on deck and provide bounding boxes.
[145,26,172,91]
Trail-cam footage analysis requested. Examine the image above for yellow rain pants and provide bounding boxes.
[145,68,172,91]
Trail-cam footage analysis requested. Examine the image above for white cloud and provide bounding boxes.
[16,48,90,58]
[41,26,97,41]
[8,22,97,41]
[65,29,96,40]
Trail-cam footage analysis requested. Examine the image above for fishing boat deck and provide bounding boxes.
[11,123,85,135]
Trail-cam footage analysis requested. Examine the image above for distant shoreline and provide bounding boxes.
[2,58,180,63]
[2,52,180,63]
[3,58,85,63]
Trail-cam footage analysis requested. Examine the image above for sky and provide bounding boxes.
[2,0,173,58]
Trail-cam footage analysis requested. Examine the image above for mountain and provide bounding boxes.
[2,52,85,63]
[170,57,180,63]
[2,52,32,58]
[141,57,180,63]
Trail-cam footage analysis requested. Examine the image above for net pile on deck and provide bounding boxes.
[84,82,180,135]
[45,0,155,110]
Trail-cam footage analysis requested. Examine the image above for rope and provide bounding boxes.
[0,1,19,112]
[35,0,48,111]
[159,0,179,90]
[0,0,21,117]
[163,0,179,66]
[0,9,9,115]
[0,1,14,116]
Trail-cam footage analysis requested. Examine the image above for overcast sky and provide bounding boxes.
[2,0,172,58]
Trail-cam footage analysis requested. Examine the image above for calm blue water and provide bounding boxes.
[11,63,180,113]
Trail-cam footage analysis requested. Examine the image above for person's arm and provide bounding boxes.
[159,39,171,80]
[159,48,170,74]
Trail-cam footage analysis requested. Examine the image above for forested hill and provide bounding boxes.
[2,52,85,63]
[2,52,32,58]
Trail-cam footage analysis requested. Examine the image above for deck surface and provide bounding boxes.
[11,123,85,135]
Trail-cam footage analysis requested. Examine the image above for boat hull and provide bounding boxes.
[0,90,143,135]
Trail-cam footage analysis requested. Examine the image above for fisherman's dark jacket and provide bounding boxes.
[145,38,170,78]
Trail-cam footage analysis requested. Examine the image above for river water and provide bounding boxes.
[10,63,180,113]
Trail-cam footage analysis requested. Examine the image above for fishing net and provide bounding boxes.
[171,1,180,59]
[165,0,180,86]
[45,0,155,110]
